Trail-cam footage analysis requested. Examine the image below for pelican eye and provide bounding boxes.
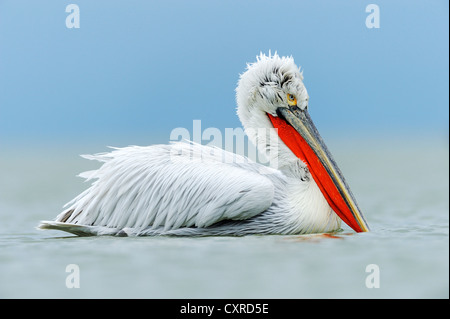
[287,94,297,106]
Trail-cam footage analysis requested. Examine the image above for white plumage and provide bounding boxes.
[38,53,354,236]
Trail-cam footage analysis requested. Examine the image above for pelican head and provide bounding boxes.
[236,53,309,120]
[236,52,370,233]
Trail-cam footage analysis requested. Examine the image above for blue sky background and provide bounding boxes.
[0,0,448,149]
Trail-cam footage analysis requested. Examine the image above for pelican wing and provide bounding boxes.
[50,142,275,232]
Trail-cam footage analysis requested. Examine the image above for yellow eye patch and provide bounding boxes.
[287,94,297,106]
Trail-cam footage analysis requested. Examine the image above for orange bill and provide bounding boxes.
[268,107,370,233]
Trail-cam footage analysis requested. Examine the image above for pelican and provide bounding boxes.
[38,53,370,237]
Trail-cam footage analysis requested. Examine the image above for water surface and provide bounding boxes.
[0,137,448,298]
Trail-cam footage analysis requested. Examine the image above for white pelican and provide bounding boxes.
[38,53,370,236]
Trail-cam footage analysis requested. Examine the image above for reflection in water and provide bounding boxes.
[285,231,354,242]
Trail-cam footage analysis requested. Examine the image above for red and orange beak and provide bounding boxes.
[268,106,370,233]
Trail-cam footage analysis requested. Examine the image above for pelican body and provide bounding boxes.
[39,53,369,236]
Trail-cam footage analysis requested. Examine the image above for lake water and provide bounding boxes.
[0,136,448,298]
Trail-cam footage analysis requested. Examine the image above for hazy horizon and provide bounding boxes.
[0,1,448,150]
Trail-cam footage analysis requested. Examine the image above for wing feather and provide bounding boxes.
[56,142,275,231]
